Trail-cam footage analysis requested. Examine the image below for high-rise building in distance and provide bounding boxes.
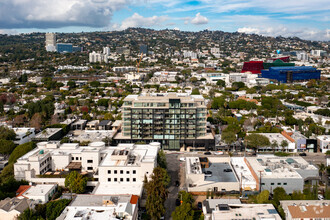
[45,33,56,52]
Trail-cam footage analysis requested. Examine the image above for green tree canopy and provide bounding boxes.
[65,171,87,194]
[273,187,290,207]
[216,79,226,88]
[172,202,194,220]
[144,167,170,219]
[0,140,16,155]
[191,88,200,95]
[157,149,167,169]
[256,190,270,204]
[0,126,16,140]
[221,131,236,145]
[9,142,36,164]
[245,134,270,152]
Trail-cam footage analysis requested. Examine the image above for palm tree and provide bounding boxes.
[317,163,326,178]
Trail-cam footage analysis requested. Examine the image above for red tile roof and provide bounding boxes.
[16,185,31,198]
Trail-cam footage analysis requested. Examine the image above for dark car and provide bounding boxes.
[197,202,202,210]
[176,199,181,206]
[204,151,212,155]
[223,168,232,172]
[299,152,307,156]
[175,180,180,187]
[204,171,212,177]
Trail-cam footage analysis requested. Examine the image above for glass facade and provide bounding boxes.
[122,97,207,149]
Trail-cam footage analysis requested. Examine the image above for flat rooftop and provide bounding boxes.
[212,204,281,220]
[34,128,62,139]
[246,156,317,179]
[23,184,56,197]
[204,162,238,183]
[93,183,143,196]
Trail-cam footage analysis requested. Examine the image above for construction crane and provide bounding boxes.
[136,53,143,74]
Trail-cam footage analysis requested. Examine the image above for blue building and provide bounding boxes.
[56,43,73,53]
[261,66,321,83]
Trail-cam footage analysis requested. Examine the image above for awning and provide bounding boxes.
[66,162,82,170]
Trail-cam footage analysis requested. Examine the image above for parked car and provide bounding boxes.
[175,180,180,187]
[176,199,181,206]
[299,152,307,156]
[223,168,232,172]
[214,151,224,155]
[179,157,186,162]
[204,171,212,177]
[318,194,324,200]
[204,151,212,155]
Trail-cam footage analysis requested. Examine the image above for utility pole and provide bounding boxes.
[259,170,263,193]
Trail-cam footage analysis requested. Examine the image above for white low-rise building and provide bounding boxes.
[245,156,319,193]
[17,184,57,204]
[14,142,159,196]
[57,194,138,220]
[13,127,36,145]
[317,135,330,153]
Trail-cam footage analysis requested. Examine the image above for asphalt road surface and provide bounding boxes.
[164,153,180,220]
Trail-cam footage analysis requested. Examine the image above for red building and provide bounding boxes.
[241,61,264,74]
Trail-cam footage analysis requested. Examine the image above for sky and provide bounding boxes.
[0,0,329,41]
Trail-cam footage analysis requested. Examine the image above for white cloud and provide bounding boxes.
[114,13,168,30]
[191,13,208,25]
[0,29,18,35]
[0,0,128,29]
[238,26,330,41]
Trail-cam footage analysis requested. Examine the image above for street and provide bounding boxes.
[164,153,180,220]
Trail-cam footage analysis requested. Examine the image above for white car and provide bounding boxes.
[179,157,186,162]
[318,194,324,200]
[214,151,224,155]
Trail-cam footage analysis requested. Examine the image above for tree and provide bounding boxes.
[232,82,245,90]
[9,142,36,164]
[144,167,170,219]
[216,79,225,88]
[280,140,288,152]
[90,81,100,87]
[157,149,167,169]
[221,132,236,146]
[46,199,71,220]
[317,163,326,178]
[273,187,290,207]
[0,126,16,140]
[270,140,278,153]
[191,88,200,95]
[29,113,43,130]
[256,190,270,204]
[65,171,87,194]
[0,140,16,155]
[190,77,197,83]
[172,202,194,220]
[245,134,270,152]
[172,191,194,220]
[18,208,35,220]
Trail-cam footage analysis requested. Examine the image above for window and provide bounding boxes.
[277,183,281,185]
[261,183,265,185]
[80,157,82,160]
[87,167,93,170]
[114,170,117,174]
[271,183,274,185]
[120,178,123,182]
[133,170,136,174]
[126,178,130,182]
[71,157,74,160]
[114,178,117,182]
[108,178,111,182]
[126,171,130,174]
[108,170,111,174]
[120,170,123,174]
[87,160,93,163]
[283,183,287,185]
[133,178,136,182]
[76,157,79,160]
